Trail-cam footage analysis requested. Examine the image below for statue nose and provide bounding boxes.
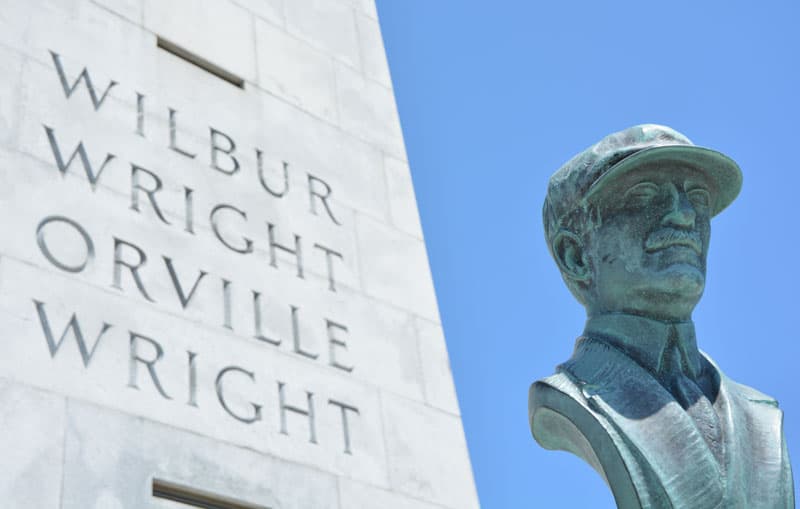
[661,188,696,229]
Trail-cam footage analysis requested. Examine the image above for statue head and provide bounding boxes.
[543,124,743,321]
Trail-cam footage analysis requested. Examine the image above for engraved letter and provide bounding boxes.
[329,399,360,454]
[308,174,341,225]
[128,332,171,399]
[291,305,318,360]
[131,164,171,225]
[267,222,303,278]
[210,204,253,254]
[252,290,280,346]
[256,150,289,197]
[113,237,155,302]
[49,50,117,111]
[184,186,194,234]
[168,108,197,158]
[210,127,240,175]
[278,382,317,444]
[216,366,262,424]
[326,319,353,373]
[163,256,206,309]
[222,278,233,330]
[44,125,114,190]
[314,243,344,292]
[34,300,111,368]
[136,92,146,137]
[187,350,198,407]
[36,215,94,273]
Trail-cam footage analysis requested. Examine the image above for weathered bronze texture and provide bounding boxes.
[529,124,794,508]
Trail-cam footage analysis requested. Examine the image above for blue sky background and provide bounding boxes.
[376,1,800,507]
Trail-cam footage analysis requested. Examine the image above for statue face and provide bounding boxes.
[584,167,712,320]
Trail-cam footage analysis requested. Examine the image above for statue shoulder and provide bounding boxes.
[529,341,679,508]
[529,372,645,509]
[528,337,639,453]
[529,372,605,474]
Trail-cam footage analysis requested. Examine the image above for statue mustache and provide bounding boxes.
[644,229,702,254]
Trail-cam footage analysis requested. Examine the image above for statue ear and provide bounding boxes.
[553,230,590,282]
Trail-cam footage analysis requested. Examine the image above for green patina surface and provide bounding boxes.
[530,125,794,508]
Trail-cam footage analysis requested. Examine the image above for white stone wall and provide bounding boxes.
[0,1,480,507]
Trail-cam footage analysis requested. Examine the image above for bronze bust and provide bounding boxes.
[529,124,794,508]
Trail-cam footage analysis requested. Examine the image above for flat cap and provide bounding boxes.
[543,124,742,242]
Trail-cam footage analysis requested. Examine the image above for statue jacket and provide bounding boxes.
[529,314,794,509]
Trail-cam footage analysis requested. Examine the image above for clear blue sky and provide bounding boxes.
[376,1,800,507]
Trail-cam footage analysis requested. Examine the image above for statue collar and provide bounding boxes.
[584,313,702,380]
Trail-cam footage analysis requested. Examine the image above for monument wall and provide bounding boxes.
[0,1,480,507]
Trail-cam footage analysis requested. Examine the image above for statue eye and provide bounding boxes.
[624,182,659,207]
[688,188,711,209]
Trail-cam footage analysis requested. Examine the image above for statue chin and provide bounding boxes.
[658,263,705,297]
[634,266,705,320]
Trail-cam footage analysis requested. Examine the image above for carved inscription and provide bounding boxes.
[25,50,363,456]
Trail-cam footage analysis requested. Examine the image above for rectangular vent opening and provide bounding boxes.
[152,479,268,509]
[156,37,245,89]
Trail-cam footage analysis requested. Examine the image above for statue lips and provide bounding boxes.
[644,229,704,269]
[644,229,703,255]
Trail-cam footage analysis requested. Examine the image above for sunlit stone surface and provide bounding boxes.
[0,1,480,507]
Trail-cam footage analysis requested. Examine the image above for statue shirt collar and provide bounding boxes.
[584,313,702,380]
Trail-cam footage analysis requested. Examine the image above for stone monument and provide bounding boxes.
[0,1,480,508]
[529,124,794,508]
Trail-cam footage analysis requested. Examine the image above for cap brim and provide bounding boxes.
[583,145,743,217]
